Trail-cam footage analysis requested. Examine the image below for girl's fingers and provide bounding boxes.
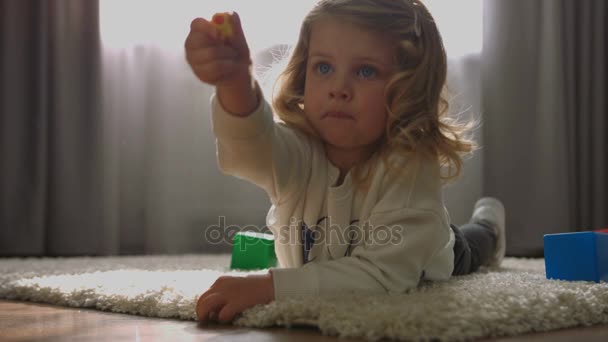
[196,288,214,307]
[196,293,226,323]
[217,303,240,323]
[185,18,220,49]
[227,12,251,58]
[189,17,218,35]
[186,46,237,65]
[192,60,248,84]
[185,31,217,50]
[185,13,252,87]
[190,17,207,31]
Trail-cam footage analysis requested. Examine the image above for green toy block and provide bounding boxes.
[230,231,277,270]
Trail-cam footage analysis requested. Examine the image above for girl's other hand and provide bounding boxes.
[184,12,252,90]
[195,273,275,324]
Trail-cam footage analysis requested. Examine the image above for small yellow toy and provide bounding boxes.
[211,12,233,39]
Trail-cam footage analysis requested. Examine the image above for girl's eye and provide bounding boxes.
[357,65,377,79]
[315,62,332,75]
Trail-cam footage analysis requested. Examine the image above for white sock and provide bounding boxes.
[471,197,506,266]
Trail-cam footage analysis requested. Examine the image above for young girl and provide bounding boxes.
[185,0,506,324]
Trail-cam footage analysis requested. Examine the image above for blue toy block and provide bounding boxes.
[544,232,608,282]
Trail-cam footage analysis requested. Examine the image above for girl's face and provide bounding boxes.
[303,19,396,162]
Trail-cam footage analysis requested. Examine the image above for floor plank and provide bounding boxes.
[0,300,357,342]
[0,300,606,341]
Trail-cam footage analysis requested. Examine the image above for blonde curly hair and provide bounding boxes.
[269,0,475,186]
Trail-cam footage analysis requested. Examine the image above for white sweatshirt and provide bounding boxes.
[210,91,455,300]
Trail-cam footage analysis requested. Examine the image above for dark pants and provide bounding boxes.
[451,221,497,276]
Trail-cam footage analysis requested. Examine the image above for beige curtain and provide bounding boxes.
[481,0,607,256]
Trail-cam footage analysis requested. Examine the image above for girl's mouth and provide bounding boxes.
[323,111,354,120]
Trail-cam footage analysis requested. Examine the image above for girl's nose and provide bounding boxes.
[329,89,351,101]
[329,77,352,101]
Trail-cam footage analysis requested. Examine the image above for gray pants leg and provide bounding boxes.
[451,222,497,276]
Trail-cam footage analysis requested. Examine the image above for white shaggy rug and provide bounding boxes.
[1,254,607,341]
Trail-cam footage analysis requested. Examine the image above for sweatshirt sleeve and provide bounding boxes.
[210,85,308,201]
[269,207,452,299]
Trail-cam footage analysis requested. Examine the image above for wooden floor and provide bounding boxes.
[1,300,607,341]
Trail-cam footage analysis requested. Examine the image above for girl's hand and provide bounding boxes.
[195,273,275,324]
[184,12,252,89]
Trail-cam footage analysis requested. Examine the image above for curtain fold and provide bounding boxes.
[562,0,607,230]
[482,0,607,256]
[1,0,104,256]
